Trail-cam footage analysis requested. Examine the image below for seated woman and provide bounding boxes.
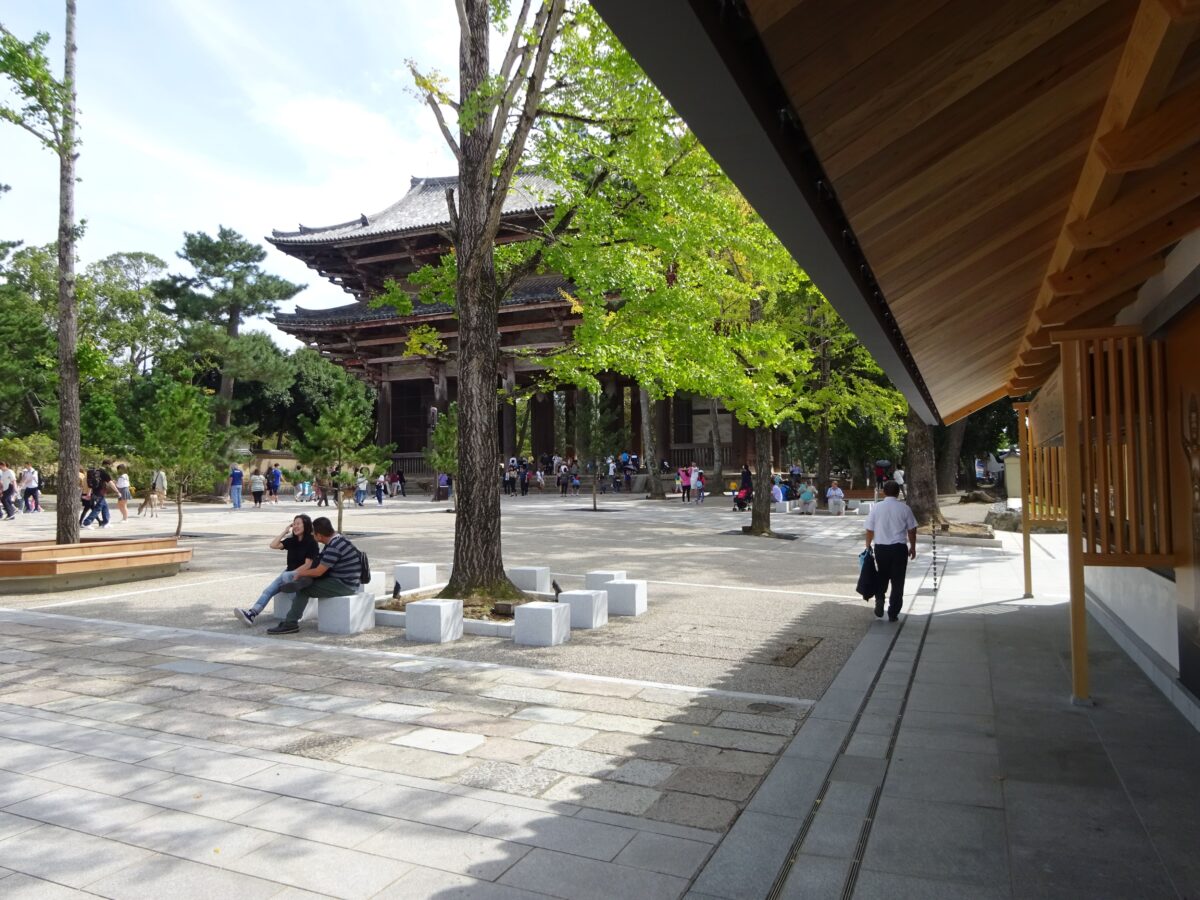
[234,514,318,626]
[770,482,784,504]
[799,483,817,515]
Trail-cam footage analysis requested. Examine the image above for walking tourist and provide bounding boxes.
[268,463,282,504]
[864,481,918,621]
[680,465,692,502]
[250,469,266,508]
[396,469,406,496]
[267,516,362,635]
[235,514,320,626]
[228,463,244,509]
[695,470,706,503]
[0,461,16,520]
[81,462,115,528]
[20,464,40,512]
[893,466,906,498]
[115,464,133,521]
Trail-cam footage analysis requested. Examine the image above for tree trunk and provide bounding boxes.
[442,0,517,600]
[708,397,723,496]
[175,486,183,539]
[746,427,774,535]
[55,0,80,547]
[640,388,666,499]
[904,403,941,526]
[592,464,598,511]
[336,485,344,533]
[936,418,967,494]
[216,303,239,429]
[816,338,831,503]
[516,398,531,458]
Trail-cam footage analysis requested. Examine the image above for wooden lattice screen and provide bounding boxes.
[1054,326,1173,567]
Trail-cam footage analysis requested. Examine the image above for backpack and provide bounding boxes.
[359,550,371,585]
[86,468,103,492]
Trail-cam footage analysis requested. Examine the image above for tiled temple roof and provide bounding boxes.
[272,273,572,327]
[269,172,559,246]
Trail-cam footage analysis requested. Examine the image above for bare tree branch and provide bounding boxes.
[0,113,56,149]
[487,0,565,233]
[424,92,461,161]
[454,0,469,39]
[486,3,545,172]
[445,187,460,239]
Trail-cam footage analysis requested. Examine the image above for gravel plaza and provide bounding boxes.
[0,495,1197,897]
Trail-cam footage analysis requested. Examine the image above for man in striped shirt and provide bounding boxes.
[268,516,361,635]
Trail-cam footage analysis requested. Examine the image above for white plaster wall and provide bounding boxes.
[1086,566,1179,670]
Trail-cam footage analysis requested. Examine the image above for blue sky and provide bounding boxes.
[0,0,460,346]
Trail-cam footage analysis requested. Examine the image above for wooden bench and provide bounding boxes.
[0,538,193,594]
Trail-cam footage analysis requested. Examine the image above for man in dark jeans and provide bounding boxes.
[81,461,115,529]
[268,516,361,635]
[864,481,918,621]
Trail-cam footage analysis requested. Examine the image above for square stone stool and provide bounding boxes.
[272,594,317,621]
[405,598,463,643]
[394,562,437,592]
[559,590,608,629]
[514,601,570,646]
[507,566,551,594]
[605,579,647,616]
[318,591,376,635]
[365,571,387,599]
[585,569,626,590]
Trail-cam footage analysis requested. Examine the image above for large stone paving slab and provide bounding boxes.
[0,609,808,839]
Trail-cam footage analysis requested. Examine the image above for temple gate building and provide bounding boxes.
[269,173,780,478]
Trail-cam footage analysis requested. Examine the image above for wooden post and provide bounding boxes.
[1014,402,1034,599]
[1058,340,1092,704]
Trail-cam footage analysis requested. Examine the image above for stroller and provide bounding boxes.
[733,487,751,511]
[294,480,314,502]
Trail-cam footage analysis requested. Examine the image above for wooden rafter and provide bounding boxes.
[1066,143,1200,247]
[941,387,1011,425]
[1009,0,1198,391]
[1096,77,1200,171]
[1037,256,1164,324]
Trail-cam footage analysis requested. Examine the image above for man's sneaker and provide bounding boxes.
[874,600,884,619]
[267,621,298,635]
[235,608,257,627]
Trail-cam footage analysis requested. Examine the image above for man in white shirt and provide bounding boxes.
[864,481,918,620]
[892,466,906,498]
[0,462,15,520]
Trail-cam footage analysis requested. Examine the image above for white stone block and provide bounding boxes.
[405,598,463,643]
[507,566,551,593]
[317,591,376,635]
[394,562,437,591]
[585,570,626,590]
[272,594,316,621]
[514,601,570,646]
[559,590,608,629]
[773,501,789,513]
[605,579,647,616]
[365,572,387,599]
[857,502,874,516]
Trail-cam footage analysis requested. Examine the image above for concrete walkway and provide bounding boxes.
[688,539,1200,900]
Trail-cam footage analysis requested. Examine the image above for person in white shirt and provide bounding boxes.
[864,481,918,620]
[892,466,906,498]
[0,462,16,520]
[20,464,41,512]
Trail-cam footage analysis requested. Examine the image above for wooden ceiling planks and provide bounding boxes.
[743,0,1200,415]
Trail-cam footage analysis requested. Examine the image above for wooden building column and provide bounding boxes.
[376,382,393,447]
[530,393,555,462]
[431,362,449,413]
[500,361,517,462]
[564,389,578,457]
[1013,402,1034,599]
[628,382,642,457]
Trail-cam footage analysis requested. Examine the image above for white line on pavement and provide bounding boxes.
[553,573,858,601]
[28,572,267,609]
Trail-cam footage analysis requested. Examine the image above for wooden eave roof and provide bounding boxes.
[594,0,1200,423]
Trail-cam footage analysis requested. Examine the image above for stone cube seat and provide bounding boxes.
[317,591,375,635]
[585,569,626,590]
[405,598,463,643]
[507,566,551,594]
[272,594,317,621]
[559,589,608,629]
[857,502,874,516]
[514,601,570,646]
[394,562,437,592]
[605,579,647,616]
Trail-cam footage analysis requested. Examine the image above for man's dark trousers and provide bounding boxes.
[874,543,909,618]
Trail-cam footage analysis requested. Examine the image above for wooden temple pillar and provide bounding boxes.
[564,388,578,457]
[376,382,393,447]
[430,361,449,413]
[530,393,555,461]
[500,361,517,461]
[627,381,642,457]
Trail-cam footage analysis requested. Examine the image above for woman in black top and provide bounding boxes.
[235,514,318,626]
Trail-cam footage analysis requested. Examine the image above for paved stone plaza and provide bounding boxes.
[0,495,1198,897]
